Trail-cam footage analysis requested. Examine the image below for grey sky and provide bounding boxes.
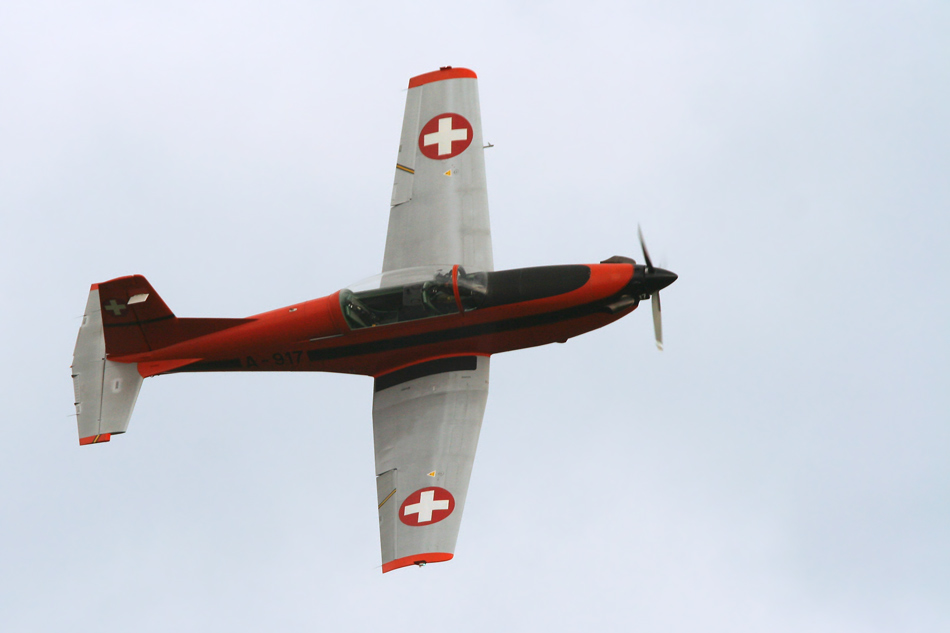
[1,1,948,631]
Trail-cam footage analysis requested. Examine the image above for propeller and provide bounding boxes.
[638,225,665,351]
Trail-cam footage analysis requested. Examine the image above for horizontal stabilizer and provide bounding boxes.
[72,287,143,445]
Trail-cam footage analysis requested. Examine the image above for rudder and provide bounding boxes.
[96,275,174,357]
[96,275,251,358]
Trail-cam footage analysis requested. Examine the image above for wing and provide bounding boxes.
[383,67,493,273]
[373,355,490,572]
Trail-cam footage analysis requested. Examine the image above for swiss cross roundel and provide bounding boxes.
[399,487,456,526]
[418,113,473,160]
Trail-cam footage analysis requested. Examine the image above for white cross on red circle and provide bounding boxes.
[418,113,473,160]
[399,487,456,526]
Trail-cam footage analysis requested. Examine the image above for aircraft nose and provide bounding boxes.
[651,267,678,291]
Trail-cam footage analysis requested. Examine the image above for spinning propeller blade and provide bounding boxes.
[637,225,654,272]
[652,290,663,351]
[639,226,666,351]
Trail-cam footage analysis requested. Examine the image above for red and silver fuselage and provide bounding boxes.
[110,262,675,380]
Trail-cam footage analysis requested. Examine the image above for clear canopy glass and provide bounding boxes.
[340,265,487,329]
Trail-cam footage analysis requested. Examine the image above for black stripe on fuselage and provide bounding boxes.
[166,358,243,373]
[374,356,478,392]
[479,265,591,308]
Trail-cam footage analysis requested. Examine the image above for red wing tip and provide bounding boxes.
[382,552,453,573]
[89,283,99,290]
[408,67,477,89]
[79,433,111,446]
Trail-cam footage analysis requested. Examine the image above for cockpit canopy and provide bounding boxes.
[340,266,487,329]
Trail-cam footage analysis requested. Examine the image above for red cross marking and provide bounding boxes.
[399,487,456,526]
[418,113,473,160]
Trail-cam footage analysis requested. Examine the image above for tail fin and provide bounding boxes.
[71,275,249,446]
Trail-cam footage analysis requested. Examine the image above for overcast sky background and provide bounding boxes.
[1,1,948,631]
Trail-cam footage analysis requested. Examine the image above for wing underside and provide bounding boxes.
[373,355,490,572]
[374,69,495,572]
[383,67,493,273]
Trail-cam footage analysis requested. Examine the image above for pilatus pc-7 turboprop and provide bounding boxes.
[71,67,677,573]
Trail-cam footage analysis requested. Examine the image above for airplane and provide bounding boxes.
[70,67,677,573]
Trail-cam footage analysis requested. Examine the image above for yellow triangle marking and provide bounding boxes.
[428,471,437,477]
[444,170,452,176]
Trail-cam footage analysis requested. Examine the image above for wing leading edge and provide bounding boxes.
[373,355,490,572]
